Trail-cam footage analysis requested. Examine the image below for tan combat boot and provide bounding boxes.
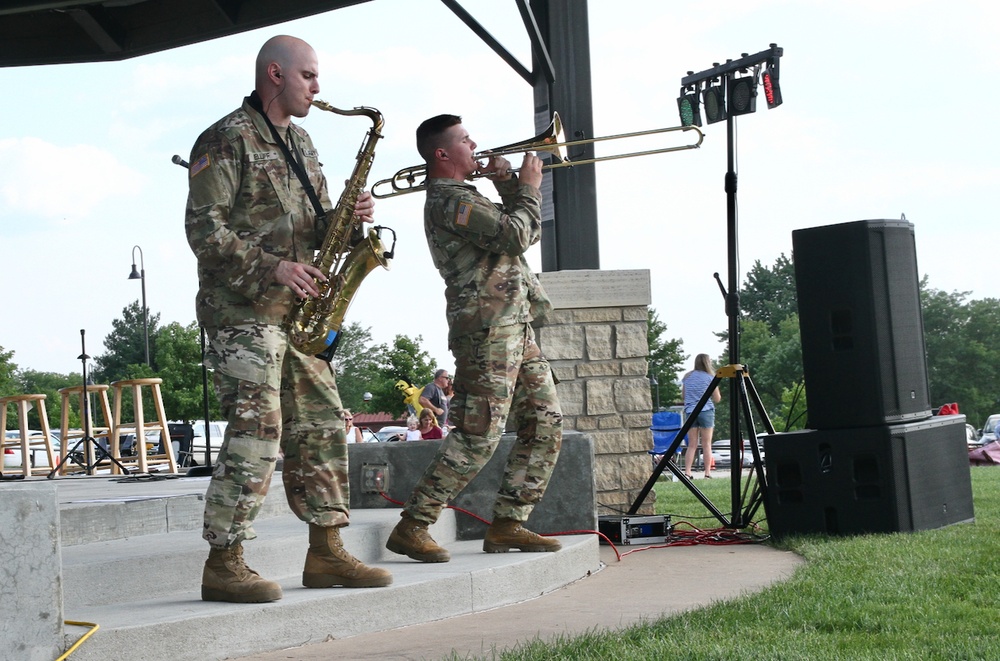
[484,517,562,553]
[202,543,283,603]
[385,512,451,562]
[303,524,393,588]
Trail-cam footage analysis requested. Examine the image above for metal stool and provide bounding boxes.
[110,378,177,474]
[1,394,57,477]
[57,384,115,474]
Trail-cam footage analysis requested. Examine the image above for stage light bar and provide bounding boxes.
[728,72,757,116]
[702,80,727,124]
[677,86,702,127]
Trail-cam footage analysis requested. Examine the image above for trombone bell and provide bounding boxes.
[485,112,568,163]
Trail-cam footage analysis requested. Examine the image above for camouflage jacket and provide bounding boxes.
[424,177,552,341]
[184,95,332,328]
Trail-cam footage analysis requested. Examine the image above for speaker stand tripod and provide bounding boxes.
[48,330,132,478]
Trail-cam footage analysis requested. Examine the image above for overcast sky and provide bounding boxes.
[2,0,998,385]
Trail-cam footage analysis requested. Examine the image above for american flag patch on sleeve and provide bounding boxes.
[455,202,472,227]
[190,153,211,177]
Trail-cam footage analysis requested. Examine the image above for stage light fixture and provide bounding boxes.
[763,60,783,109]
[702,79,727,124]
[676,86,702,127]
[728,72,757,116]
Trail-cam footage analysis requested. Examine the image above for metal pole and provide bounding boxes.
[130,245,150,366]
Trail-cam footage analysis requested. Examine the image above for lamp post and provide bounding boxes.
[128,245,150,366]
[649,373,660,412]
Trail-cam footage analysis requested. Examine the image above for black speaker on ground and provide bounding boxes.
[763,416,974,537]
[793,219,932,430]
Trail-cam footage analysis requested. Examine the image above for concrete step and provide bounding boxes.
[61,509,455,608]
[60,509,598,661]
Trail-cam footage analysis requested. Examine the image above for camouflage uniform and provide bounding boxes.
[403,177,563,525]
[185,94,350,548]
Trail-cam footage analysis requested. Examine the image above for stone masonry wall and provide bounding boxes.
[535,270,657,515]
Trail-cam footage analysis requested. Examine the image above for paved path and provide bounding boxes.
[234,539,803,660]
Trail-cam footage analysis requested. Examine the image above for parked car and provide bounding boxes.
[188,420,227,466]
[3,429,61,471]
[374,426,408,442]
[964,423,979,450]
[708,437,766,470]
[119,430,166,457]
[978,414,1000,447]
[357,427,380,443]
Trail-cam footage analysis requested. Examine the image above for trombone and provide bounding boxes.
[370,112,703,199]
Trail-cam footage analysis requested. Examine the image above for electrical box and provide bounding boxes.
[361,463,389,494]
[598,515,672,545]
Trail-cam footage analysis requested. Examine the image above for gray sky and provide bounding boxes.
[2,0,997,384]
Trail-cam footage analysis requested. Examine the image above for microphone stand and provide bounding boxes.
[186,327,215,477]
[49,330,131,478]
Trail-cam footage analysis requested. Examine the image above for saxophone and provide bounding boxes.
[286,100,395,361]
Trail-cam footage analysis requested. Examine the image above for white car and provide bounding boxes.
[188,420,228,466]
[978,414,1000,447]
[374,426,408,442]
[3,429,60,472]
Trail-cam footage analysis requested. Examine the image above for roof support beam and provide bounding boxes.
[66,6,125,54]
[439,0,534,85]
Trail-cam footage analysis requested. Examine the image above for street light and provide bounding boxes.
[649,373,660,411]
[128,245,150,366]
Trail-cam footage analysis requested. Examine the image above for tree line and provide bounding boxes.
[701,255,1000,439]
[5,259,998,437]
[0,300,437,431]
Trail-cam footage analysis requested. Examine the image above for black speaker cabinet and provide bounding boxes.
[793,219,932,429]
[764,416,974,537]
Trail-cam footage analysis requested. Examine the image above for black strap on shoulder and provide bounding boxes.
[246,91,326,221]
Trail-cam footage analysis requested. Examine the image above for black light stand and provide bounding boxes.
[628,46,784,528]
[48,330,131,478]
[185,327,215,477]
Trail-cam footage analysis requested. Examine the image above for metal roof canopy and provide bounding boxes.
[1,0,599,270]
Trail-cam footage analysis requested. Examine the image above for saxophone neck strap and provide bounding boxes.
[247,91,327,222]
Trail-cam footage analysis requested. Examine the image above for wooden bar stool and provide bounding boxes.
[1,394,57,477]
[57,384,115,474]
[110,378,177,474]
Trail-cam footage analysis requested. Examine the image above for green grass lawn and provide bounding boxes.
[485,467,1000,660]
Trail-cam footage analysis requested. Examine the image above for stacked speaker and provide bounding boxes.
[764,219,974,536]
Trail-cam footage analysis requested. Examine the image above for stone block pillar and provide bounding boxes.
[535,269,656,515]
[0,482,64,660]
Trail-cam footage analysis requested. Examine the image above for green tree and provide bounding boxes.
[11,369,77,431]
[0,345,18,400]
[712,254,804,439]
[331,322,379,413]
[647,309,686,410]
[153,321,219,422]
[366,335,436,417]
[94,300,161,382]
[921,281,1000,427]
[740,254,797,335]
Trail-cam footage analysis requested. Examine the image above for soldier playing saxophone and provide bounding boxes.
[184,35,391,604]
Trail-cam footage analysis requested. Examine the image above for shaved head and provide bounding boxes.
[255,35,313,88]
[253,35,320,126]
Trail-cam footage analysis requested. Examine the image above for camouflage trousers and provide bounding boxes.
[202,324,350,548]
[404,323,562,525]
